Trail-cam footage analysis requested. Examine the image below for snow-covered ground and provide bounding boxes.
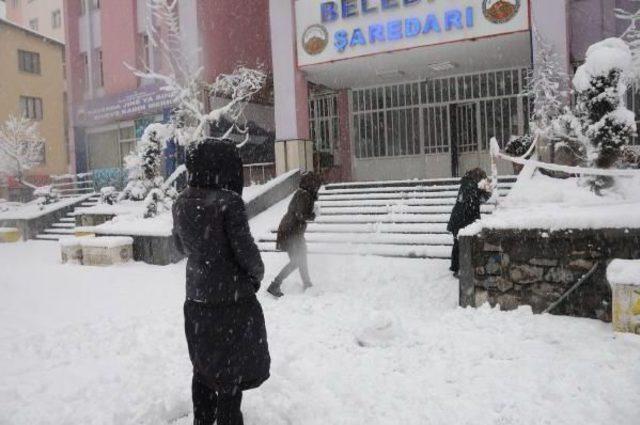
[1,238,639,425]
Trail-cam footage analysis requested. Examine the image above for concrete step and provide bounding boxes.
[287,223,450,235]
[318,190,510,201]
[314,214,450,224]
[43,228,76,234]
[257,241,451,259]
[59,217,76,223]
[51,222,76,228]
[319,182,513,196]
[258,232,453,246]
[323,176,517,190]
[34,234,62,241]
[318,205,494,216]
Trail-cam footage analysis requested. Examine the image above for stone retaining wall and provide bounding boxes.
[459,228,640,321]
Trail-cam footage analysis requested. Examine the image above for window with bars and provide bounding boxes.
[626,85,640,145]
[353,83,421,159]
[309,94,339,153]
[352,69,530,159]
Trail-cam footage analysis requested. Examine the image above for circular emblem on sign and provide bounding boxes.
[482,0,521,24]
[302,24,329,56]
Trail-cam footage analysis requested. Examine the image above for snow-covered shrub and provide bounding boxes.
[100,186,118,205]
[573,39,636,168]
[505,135,534,157]
[119,124,171,202]
[619,145,640,169]
[33,185,59,208]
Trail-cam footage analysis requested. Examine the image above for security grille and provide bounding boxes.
[353,68,530,159]
[309,94,339,153]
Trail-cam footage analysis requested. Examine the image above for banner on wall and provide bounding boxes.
[295,0,530,67]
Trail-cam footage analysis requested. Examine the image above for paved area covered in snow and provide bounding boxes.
[1,242,639,425]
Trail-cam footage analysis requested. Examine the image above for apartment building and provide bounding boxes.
[0,18,68,197]
[5,0,65,42]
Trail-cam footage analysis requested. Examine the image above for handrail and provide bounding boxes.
[490,138,640,177]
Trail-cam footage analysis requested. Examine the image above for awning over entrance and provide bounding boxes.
[301,31,532,89]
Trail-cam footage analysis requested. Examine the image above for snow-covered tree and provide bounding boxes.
[616,1,640,80]
[573,38,636,190]
[527,30,568,141]
[129,0,267,147]
[119,124,171,202]
[0,115,44,186]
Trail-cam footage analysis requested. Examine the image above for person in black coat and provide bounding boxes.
[267,172,322,298]
[447,168,493,276]
[172,139,270,425]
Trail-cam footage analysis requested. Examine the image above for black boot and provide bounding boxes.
[267,281,284,298]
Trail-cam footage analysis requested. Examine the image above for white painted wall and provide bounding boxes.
[179,0,200,68]
[270,0,303,141]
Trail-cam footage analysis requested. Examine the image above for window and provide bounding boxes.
[18,50,41,74]
[118,125,136,166]
[52,10,62,29]
[81,53,89,91]
[309,94,339,153]
[20,96,44,120]
[11,0,21,8]
[97,49,104,87]
[28,19,39,31]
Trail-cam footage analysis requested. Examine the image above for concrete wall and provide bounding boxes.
[0,21,68,177]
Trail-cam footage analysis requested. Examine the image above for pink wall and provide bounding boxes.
[100,0,138,95]
[5,1,24,25]
[64,0,83,172]
[198,0,273,82]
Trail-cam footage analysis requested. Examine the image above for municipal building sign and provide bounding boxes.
[296,0,530,66]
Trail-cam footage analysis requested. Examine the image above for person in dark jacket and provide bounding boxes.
[447,168,493,276]
[267,172,322,297]
[172,139,270,425]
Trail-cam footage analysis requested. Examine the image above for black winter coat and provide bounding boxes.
[447,175,492,235]
[172,140,270,393]
[276,173,320,251]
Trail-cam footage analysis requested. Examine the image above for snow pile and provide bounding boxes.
[607,260,640,285]
[461,173,640,235]
[0,242,639,425]
[79,236,134,248]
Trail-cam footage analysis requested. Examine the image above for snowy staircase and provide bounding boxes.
[257,176,516,259]
[34,194,100,241]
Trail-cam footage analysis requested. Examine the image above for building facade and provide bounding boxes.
[63,0,273,186]
[5,0,65,42]
[270,0,640,183]
[0,19,67,191]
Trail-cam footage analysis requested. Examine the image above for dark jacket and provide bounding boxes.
[447,170,492,236]
[172,139,269,392]
[276,172,321,251]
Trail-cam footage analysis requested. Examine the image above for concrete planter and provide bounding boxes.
[81,237,134,266]
[0,227,21,243]
[608,260,640,335]
[59,237,86,264]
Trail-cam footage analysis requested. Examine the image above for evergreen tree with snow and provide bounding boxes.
[572,38,637,191]
[527,30,568,143]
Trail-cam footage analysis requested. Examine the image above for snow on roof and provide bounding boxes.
[0,17,64,46]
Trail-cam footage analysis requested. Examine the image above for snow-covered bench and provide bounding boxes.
[0,227,21,243]
[59,236,88,264]
[608,260,640,335]
[60,235,134,265]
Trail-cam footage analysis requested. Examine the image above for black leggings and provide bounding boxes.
[450,232,459,273]
[274,241,311,286]
[192,373,243,425]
